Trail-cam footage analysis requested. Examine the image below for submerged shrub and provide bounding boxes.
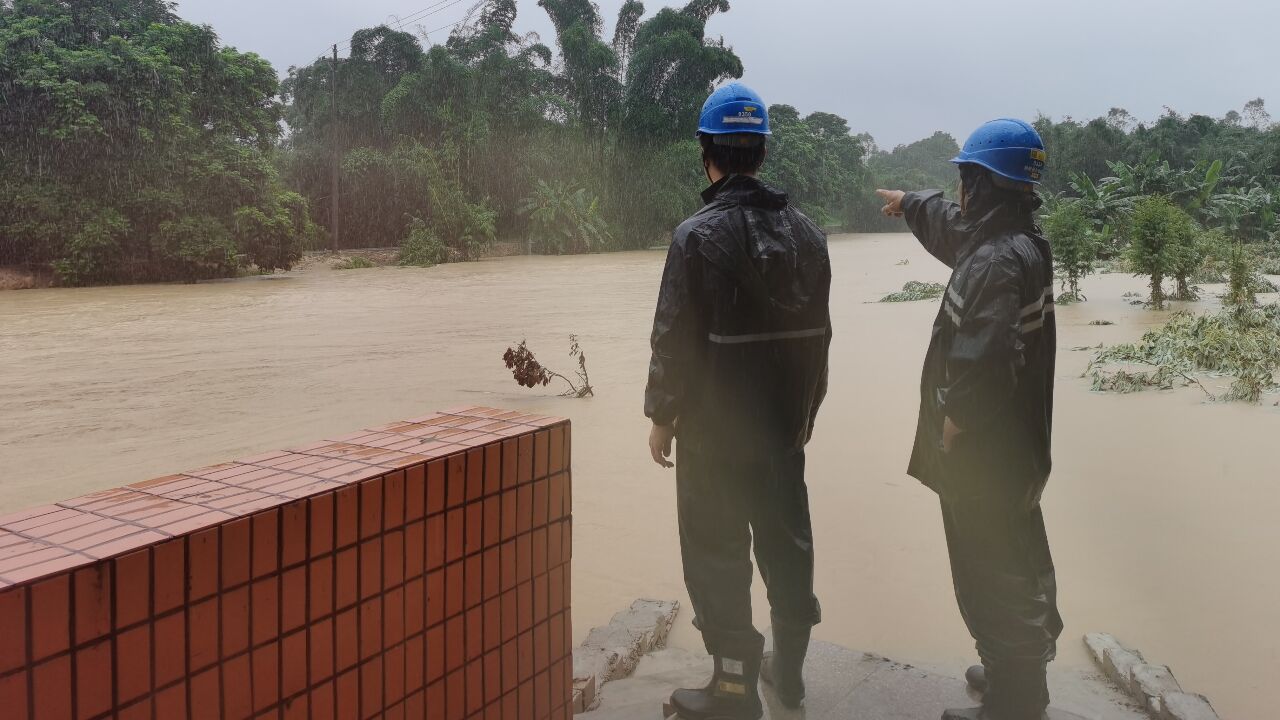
[1088,303,1280,402]
[334,256,377,270]
[880,281,946,302]
[399,218,450,267]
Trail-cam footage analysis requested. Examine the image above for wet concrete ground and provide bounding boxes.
[584,640,1146,720]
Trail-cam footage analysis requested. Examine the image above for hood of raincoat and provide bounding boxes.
[958,164,1043,233]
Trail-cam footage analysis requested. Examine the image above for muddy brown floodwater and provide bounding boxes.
[1,234,1276,718]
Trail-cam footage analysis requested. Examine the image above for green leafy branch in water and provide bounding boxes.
[1086,303,1280,402]
[333,256,377,270]
[503,335,594,398]
[879,281,946,303]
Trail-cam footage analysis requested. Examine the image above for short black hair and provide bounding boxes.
[699,133,767,176]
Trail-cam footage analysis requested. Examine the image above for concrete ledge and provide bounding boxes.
[572,598,680,713]
[1160,692,1220,720]
[1131,665,1182,715]
[1083,633,1219,720]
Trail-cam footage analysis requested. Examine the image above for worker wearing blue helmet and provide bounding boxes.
[879,120,1076,720]
[645,81,832,720]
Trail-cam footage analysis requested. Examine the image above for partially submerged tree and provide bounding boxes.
[1225,242,1259,307]
[1169,224,1209,301]
[1126,196,1199,308]
[1042,202,1099,302]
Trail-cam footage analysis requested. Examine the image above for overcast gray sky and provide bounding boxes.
[175,0,1280,148]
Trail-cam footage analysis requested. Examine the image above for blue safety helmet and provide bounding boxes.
[697,82,771,144]
[951,118,1046,185]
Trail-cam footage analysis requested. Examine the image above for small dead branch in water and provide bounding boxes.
[879,281,945,302]
[503,335,594,398]
[1089,320,1115,326]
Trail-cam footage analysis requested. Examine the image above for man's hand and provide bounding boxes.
[876,189,906,217]
[649,422,676,468]
[941,417,963,454]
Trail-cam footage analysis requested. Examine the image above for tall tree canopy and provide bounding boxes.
[0,0,315,284]
[5,0,1275,287]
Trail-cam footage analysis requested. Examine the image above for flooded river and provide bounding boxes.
[1,234,1275,718]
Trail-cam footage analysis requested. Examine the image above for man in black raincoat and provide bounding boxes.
[645,82,831,720]
[877,118,1074,720]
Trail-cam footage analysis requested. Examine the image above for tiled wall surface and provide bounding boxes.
[0,407,572,720]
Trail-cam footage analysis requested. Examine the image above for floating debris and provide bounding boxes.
[879,281,945,303]
[1087,304,1280,402]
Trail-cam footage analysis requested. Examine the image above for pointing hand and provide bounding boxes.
[876,189,906,218]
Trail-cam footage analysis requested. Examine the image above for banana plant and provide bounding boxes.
[1069,172,1133,235]
[1185,159,1223,212]
[1203,186,1274,240]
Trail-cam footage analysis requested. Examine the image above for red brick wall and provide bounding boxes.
[0,407,572,720]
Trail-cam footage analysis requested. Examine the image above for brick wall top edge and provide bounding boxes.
[0,406,567,590]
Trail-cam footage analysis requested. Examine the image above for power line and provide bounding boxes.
[422,12,475,39]
[389,0,468,31]
[328,0,472,55]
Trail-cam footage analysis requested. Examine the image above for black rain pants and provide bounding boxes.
[676,444,821,659]
[941,489,1063,718]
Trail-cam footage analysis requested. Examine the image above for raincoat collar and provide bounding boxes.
[701,174,789,209]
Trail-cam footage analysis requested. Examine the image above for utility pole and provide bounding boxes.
[330,44,340,252]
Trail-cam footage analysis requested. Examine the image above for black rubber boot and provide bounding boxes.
[965,664,988,694]
[759,622,810,709]
[669,653,764,720]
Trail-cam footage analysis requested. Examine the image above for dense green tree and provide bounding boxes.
[0,0,313,284]
[621,1,742,142]
[538,0,622,131]
[281,26,424,150]
[859,132,960,230]
[12,0,1279,287]
[764,106,869,227]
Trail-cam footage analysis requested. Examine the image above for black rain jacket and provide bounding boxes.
[902,178,1056,506]
[644,174,832,458]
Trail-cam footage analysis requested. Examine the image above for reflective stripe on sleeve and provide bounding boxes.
[1020,286,1055,334]
[943,302,962,327]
